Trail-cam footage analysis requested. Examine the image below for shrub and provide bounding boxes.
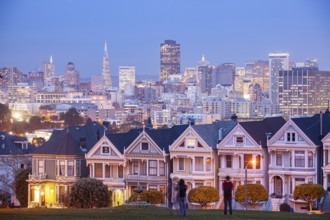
[188,186,219,207]
[129,190,165,204]
[69,178,109,208]
[280,203,291,212]
[293,184,325,211]
[235,184,268,209]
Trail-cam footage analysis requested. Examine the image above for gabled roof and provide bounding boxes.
[106,124,189,154]
[32,122,106,156]
[192,120,238,149]
[145,125,188,153]
[292,113,330,145]
[0,132,35,155]
[240,117,286,148]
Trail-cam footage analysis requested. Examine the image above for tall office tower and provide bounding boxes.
[278,67,330,115]
[91,75,103,93]
[102,41,112,91]
[269,53,289,104]
[119,66,136,96]
[199,65,214,95]
[160,40,180,82]
[234,67,245,93]
[64,62,80,90]
[42,55,55,86]
[214,63,235,86]
[28,71,44,90]
[0,66,25,86]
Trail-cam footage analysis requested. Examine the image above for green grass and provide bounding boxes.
[0,206,328,220]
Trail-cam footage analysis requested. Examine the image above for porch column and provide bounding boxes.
[157,160,159,176]
[305,150,308,168]
[28,183,30,207]
[103,163,105,178]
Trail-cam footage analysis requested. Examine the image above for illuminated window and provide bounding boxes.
[195,157,203,171]
[186,138,196,148]
[206,158,211,171]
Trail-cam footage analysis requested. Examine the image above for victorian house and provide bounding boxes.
[169,121,237,192]
[86,125,187,206]
[0,132,34,206]
[27,122,105,208]
[267,113,330,212]
[217,117,286,209]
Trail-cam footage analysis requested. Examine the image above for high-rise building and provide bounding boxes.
[119,66,135,96]
[102,41,112,90]
[64,62,80,90]
[269,52,289,104]
[214,63,235,86]
[160,40,180,82]
[0,66,25,86]
[278,67,330,115]
[43,55,55,86]
[91,75,103,94]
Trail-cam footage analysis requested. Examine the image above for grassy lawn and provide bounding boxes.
[0,206,329,220]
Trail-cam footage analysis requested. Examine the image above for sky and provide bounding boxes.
[0,0,330,83]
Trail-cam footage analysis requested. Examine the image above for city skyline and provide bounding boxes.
[0,0,330,79]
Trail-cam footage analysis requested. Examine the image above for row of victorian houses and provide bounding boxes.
[4,111,330,212]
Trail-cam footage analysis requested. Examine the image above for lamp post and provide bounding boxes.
[244,160,255,211]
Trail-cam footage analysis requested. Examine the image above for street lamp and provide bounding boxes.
[245,159,255,211]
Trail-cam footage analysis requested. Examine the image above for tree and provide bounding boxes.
[235,184,268,209]
[0,103,12,132]
[28,116,43,132]
[14,166,31,207]
[188,186,219,207]
[69,178,109,208]
[63,107,83,127]
[293,183,325,211]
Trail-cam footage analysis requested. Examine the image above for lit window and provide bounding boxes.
[206,158,211,171]
[186,138,195,148]
[195,157,203,171]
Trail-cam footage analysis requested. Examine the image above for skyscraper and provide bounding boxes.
[278,67,330,115]
[43,55,55,86]
[269,53,289,104]
[64,62,80,90]
[160,40,180,82]
[119,66,135,96]
[102,41,112,91]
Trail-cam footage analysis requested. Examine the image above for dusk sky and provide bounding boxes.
[1,0,329,82]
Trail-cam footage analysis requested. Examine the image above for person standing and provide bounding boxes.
[222,176,233,215]
[176,179,188,217]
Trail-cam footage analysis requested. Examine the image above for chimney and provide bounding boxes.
[218,128,223,143]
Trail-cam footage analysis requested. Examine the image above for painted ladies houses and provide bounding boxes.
[169,121,237,192]
[27,122,105,208]
[86,125,188,206]
[267,113,330,212]
[217,117,286,209]
[0,132,35,206]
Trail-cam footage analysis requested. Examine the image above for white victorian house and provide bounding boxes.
[267,114,328,212]
[217,117,285,207]
[85,133,127,207]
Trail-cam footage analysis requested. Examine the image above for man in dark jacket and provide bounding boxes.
[222,175,233,215]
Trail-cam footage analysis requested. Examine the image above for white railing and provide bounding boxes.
[126,174,166,181]
[28,173,47,180]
